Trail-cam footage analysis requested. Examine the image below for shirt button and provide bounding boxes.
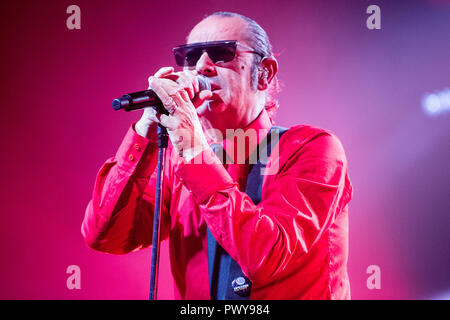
[134,144,141,151]
[128,154,135,161]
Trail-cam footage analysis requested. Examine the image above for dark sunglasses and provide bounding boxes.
[173,40,265,67]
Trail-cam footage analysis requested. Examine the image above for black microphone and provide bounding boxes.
[112,75,211,114]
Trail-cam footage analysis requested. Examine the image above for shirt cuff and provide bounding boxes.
[175,147,236,204]
[115,123,158,176]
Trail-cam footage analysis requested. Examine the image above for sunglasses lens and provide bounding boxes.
[174,47,199,67]
[174,42,237,67]
[184,48,203,66]
[207,45,236,64]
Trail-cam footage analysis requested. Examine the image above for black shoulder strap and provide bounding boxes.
[245,125,289,205]
[207,125,289,300]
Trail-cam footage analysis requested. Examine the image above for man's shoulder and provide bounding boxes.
[278,124,342,149]
[263,124,349,182]
[273,124,348,168]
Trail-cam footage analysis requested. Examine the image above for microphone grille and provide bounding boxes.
[197,75,211,92]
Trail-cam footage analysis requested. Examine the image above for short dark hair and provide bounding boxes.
[205,12,280,118]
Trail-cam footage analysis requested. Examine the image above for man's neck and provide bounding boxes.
[200,105,265,143]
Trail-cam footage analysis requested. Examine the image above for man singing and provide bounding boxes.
[82,12,353,300]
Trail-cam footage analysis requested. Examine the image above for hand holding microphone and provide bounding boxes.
[126,67,212,161]
[120,67,211,140]
[113,67,211,113]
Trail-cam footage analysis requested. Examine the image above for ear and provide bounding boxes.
[257,57,278,91]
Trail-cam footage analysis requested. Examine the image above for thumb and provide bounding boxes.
[199,90,213,100]
[192,90,213,107]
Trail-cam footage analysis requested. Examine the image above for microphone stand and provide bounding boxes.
[112,76,210,299]
[149,124,168,300]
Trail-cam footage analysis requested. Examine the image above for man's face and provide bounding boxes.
[186,16,259,124]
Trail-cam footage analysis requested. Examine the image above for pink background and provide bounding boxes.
[0,0,449,299]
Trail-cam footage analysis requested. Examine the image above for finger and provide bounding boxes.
[160,73,179,82]
[148,77,179,111]
[161,79,192,105]
[145,108,161,124]
[192,75,199,95]
[167,88,190,108]
[159,72,193,99]
[159,114,178,131]
[191,90,213,108]
[178,87,191,103]
[175,70,199,99]
[199,90,213,100]
[149,77,193,115]
[188,69,199,94]
[154,66,174,78]
[160,70,198,100]
[177,75,195,100]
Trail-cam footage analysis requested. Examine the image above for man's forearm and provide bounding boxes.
[81,124,160,253]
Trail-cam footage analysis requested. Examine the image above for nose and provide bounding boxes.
[195,51,217,77]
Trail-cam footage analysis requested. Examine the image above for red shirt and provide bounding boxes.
[81,109,353,299]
